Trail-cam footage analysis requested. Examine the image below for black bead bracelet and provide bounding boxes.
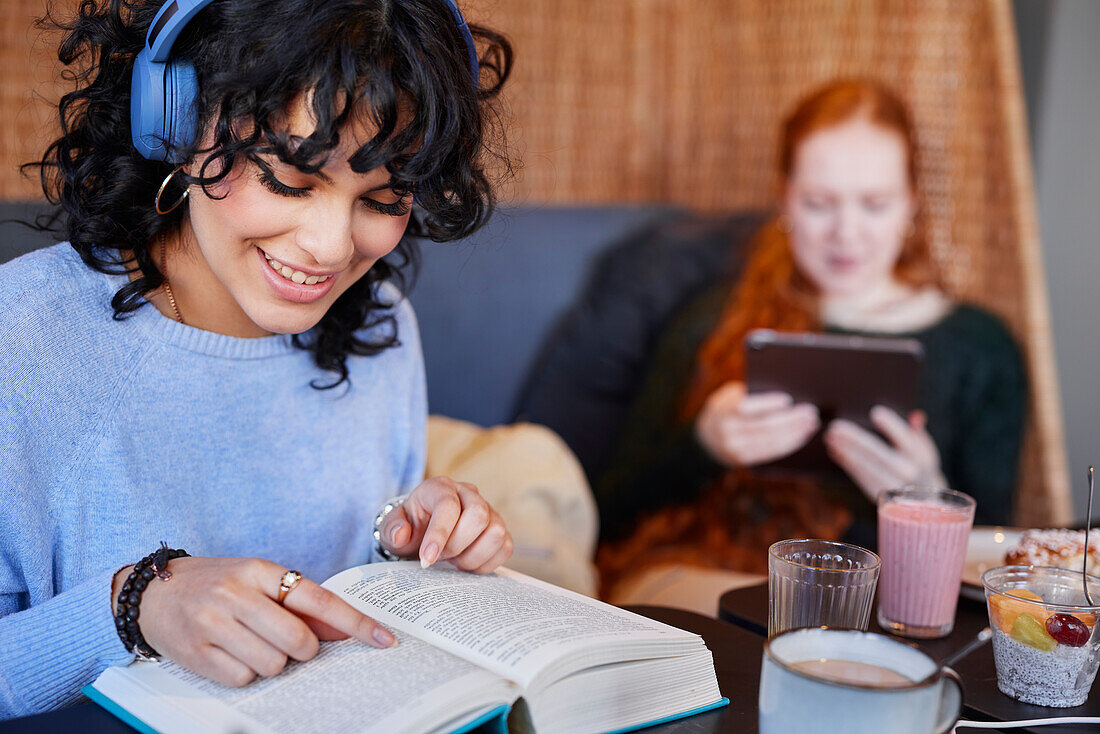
[114,542,189,660]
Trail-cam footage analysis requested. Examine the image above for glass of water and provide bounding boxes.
[768,539,881,638]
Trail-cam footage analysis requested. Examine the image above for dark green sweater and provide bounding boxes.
[595,282,1027,546]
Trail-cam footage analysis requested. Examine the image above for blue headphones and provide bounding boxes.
[131,0,480,162]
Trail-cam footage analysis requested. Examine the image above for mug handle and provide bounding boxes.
[935,667,964,734]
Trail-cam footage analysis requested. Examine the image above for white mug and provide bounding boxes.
[759,627,963,734]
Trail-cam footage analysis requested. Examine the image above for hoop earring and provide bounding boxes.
[777,214,793,234]
[154,166,189,215]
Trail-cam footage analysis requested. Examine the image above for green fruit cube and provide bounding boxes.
[1010,612,1058,652]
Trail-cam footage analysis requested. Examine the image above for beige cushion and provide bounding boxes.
[426,415,599,596]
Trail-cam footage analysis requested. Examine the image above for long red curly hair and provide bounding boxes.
[680,80,943,419]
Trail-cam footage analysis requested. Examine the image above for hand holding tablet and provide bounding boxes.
[695,382,822,468]
[825,405,946,501]
[738,329,941,494]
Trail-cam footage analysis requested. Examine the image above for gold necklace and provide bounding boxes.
[160,234,184,324]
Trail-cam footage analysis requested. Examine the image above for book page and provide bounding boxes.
[324,563,699,689]
[97,632,516,734]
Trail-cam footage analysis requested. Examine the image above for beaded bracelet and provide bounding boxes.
[114,542,190,661]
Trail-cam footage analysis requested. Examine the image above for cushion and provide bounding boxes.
[513,211,768,481]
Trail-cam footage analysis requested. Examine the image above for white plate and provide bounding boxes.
[960,526,1026,601]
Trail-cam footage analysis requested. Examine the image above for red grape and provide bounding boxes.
[1045,613,1091,647]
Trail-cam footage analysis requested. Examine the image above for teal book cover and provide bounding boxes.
[83,685,511,734]
[84,686,726,733]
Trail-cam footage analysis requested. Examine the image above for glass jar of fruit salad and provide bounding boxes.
[982,565,1100,707]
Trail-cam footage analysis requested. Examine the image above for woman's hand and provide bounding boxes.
[376,476,513,574]
[824,406,946,502]
[113,556,396,687]
[695,382,820,468]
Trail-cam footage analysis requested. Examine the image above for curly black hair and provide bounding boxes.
[26,0,513,387]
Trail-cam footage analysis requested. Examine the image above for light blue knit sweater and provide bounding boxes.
[0,244,427,718]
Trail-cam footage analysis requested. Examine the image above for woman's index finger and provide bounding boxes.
[280,577,396,649]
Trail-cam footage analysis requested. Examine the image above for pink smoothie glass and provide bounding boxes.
[877,487,976,639]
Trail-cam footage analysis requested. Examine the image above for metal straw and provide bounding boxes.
[1084,466,1095,606]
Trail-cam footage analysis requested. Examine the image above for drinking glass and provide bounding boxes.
[767,539,881,638]
[877,486,975,639]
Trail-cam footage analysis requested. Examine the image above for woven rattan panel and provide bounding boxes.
[0,0,67,200]
[0,0,1069,524]
[468,1,1014,299]
[465,0,1069,525]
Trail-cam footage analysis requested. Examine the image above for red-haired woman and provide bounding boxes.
[596,80,1025,604]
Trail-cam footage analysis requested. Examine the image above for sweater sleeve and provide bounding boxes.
[597,425,726,542]
[594,283,730,542]
[941,318,1027,526]
[399,297,428,495]
[0,387,133,719]
[0,566,133,719]
[368,293,428,565]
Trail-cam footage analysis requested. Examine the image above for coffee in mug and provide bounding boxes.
[759,627,962,734]
[788,658,912,687]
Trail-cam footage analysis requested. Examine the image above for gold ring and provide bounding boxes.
[277,570,302,605]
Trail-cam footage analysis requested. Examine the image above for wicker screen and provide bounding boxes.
[0,0,1070,524]
[0,1,68,200]
[465,0,1069,525]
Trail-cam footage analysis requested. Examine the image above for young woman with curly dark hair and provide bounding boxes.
[0,0,514,717]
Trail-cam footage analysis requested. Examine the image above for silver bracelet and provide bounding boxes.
[372,494,409,561]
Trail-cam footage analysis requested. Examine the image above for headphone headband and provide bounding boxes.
[132,0,480,162]
[444,1,479,83]
[146,0,214,62]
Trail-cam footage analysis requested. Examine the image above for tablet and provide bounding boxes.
[744,329,924,480]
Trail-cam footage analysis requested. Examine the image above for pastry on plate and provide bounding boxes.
[1005,529,1100,575]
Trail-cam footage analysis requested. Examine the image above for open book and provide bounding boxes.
[86,562,727,734]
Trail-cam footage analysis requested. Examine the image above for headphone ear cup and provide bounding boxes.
[130,48,199,163]
[130,47,170,161]
[163,59,199,163]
